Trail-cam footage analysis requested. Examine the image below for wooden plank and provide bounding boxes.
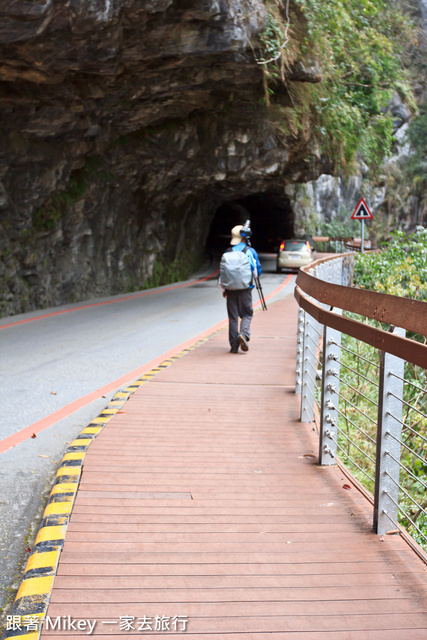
[63,531,378,544]
[68,512,372,525]
[51,572,426,589]
[58,541,384,554]
[45,598,423,617]
[58,550,415,565]
[69,506,367,517]
[65,521,365,532]
[49,585,427,604]
[56,562,413,577]
[68,512,364,523]
[71,499,360,511]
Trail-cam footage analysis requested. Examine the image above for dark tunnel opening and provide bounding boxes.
[206,192,294,254]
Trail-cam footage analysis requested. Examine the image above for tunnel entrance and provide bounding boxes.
[206,192,294,253]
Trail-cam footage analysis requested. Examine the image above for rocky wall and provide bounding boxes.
[0,1,322,316]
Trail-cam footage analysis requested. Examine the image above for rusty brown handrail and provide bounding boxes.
[295,255,427,369]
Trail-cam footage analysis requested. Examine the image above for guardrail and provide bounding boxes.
[294,254,427,561]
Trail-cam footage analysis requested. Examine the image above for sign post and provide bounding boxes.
[351,198,373,254]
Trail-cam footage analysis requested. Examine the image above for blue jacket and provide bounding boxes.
[231,242,262,288]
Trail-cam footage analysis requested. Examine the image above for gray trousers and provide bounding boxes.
[226,288,253,350]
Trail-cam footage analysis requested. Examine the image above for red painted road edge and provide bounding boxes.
[0,269,220,331]
[0,274,293,454]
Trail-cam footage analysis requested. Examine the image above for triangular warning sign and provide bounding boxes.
[351,198,373,220]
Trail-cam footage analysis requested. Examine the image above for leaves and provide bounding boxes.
[354,228,427,302]
[291,0,414,171]
[404,95,427,215]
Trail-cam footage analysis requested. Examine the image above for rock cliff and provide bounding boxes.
[0,0,327,315]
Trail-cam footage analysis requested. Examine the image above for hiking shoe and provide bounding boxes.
[238,334,249,351]
[230,347,239,353]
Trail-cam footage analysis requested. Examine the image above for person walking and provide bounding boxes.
[219,222,262,353]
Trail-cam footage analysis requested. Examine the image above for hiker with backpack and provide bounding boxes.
[219,222,262,353]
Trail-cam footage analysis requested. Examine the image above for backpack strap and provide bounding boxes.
[227,245,248,253]
[241,245,253,286]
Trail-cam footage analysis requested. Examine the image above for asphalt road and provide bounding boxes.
[0,255,295,616]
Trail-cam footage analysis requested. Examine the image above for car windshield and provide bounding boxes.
[283,241,306,251]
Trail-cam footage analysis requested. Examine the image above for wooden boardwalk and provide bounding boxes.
[41,296,427,639]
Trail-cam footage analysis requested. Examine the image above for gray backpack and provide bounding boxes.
[220,246,252,290]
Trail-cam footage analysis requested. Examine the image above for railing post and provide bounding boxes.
[332,258,342,285]
[341,254,354,287]
[295,308,305,394]
[300,313,318,424]
[319,311,341,465]
[373,326,406,534]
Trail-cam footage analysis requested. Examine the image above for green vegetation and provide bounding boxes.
[32,158,114,232]
[33,170,88,232]
[319,206,363,240]
[333,230,427,546]
[256,0,415,172]
[354,227,427,301]
[143,251,202,291]
[404,95,427,215]
[365,96,427,246]
[258,14,287,65]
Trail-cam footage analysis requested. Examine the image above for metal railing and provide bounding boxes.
[295,254,427,560]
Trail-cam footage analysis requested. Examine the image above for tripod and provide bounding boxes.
[243,225,267,311]
[254,274,267,311]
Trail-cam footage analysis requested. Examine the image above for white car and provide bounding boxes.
[277,239,313,272]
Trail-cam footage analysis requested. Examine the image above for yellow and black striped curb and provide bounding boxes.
[1,335,217,640]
